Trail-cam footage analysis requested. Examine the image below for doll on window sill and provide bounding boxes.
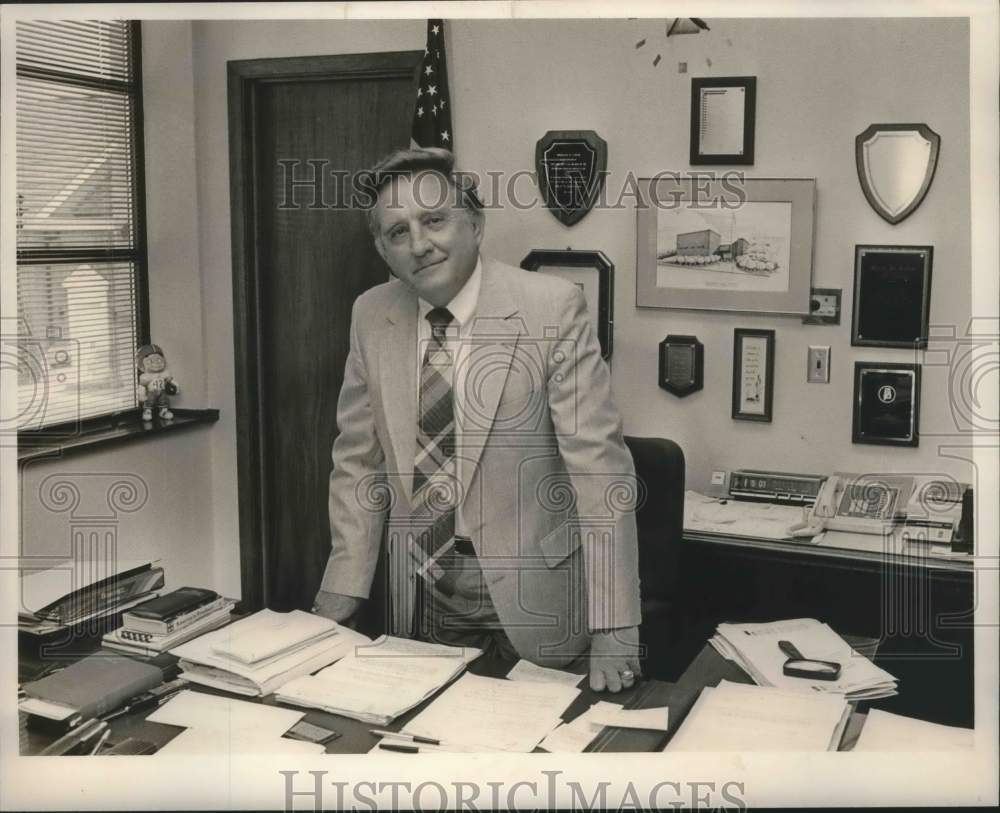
[136,343,178,422]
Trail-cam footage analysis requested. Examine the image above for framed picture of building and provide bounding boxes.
[636,177,816,314]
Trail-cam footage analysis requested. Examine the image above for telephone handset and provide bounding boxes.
[788,473,915,537]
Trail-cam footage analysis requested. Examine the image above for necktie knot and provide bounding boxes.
[426,307,454,338]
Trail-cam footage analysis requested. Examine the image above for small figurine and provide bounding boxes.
[136,343,178,422]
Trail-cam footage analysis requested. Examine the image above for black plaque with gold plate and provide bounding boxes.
[535,130,607,226]
[659,335,704,397]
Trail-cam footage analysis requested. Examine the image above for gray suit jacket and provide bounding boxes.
[321,257,641,665]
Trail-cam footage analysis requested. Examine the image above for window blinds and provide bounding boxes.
[15,19,147,431]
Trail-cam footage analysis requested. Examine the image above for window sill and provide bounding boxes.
[17,408,220,466]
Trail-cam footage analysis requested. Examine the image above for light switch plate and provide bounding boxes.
[807,346,831,383]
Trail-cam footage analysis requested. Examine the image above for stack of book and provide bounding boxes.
[170,609,371,696]
[19,559,164,636]
[102,587,235,657]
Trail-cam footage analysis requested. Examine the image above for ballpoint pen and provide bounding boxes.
[369,729,441,745]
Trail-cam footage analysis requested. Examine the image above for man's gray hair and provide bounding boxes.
[360,147,483,236]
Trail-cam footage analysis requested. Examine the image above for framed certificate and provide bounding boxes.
[520,249,614,360]
[690,76,756,165]
[732,328,774,422]
[852,245,933,348]
[852,362,921,446]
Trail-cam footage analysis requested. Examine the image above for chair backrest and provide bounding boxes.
[624,436,685,604]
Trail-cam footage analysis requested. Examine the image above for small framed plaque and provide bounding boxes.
[659,335,704,397]
[852,361,921,447]
[690,76,756,165]
[852,245,933,348]
[731,328,774,422]
[520,249,613,359]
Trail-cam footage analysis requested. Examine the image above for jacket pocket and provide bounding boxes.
[537,523,581,568]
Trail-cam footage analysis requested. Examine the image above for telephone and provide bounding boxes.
[789,473,967,542]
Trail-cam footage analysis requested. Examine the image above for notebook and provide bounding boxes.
[21,653,164,721]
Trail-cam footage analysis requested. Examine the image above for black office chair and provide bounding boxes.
[623,435,685,681]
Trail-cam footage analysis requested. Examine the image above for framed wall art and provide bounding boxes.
[690,76,757,165]
[852,245,933,348]
[636,177,815,314]
[731,328,774,422]
[852,361,921,447]
[520,249,614,359]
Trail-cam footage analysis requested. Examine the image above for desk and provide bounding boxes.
[675,530,974,727]
[20,646,674,755]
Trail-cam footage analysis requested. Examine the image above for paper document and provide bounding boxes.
[405,673,580,752]
[210,610,338,665]
[853,710,974,751]
[148,690,304,735]
[666,680,850,751]
[156,727,325,755]
[537,701,621,753]
[684,491,807,540]
[711,618,897,701]
[698,86,745,156]
[506,659,585,687]
[276,636,480,725]
[590,705,668,731]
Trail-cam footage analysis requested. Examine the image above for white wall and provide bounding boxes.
[447,17,972,490]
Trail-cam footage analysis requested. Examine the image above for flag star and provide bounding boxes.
[431,103,438,115]
[436,50,440,58]
[416,87,423,98]
[441,130,450,142]
[424,65,434,76]
[416,107,424,117]
[439,99,446,109]
[427,85,438,96]
[431,24,440,35]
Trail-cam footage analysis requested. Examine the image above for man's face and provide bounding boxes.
[373,172,483,306]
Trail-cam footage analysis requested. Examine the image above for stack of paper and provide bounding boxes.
[710,618,898,700]
[19,559,164,635]
[852,710,974,751]
[666,680,851,751]
[149,690,324,755]
[170,609,370,696]
[402,672,581,752]
[276,635,480,725]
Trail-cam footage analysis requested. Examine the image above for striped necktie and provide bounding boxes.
[411,306,458,586]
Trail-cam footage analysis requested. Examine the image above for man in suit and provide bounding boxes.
[313,148,642,692]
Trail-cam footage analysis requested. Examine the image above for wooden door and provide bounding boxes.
[229,52,420,619]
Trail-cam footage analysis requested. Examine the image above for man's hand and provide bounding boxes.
[312,590,363,628]
[589,625,641,692]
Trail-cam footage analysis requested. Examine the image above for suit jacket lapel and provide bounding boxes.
[458,259,523,496]
[379,284,418,504]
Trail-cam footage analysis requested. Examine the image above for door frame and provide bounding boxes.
[228,51,421,610]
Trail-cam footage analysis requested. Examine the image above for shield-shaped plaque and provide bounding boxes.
[855,123,940,225]
[535,130,607,227]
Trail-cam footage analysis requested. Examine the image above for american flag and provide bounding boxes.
[411,19,453,150]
